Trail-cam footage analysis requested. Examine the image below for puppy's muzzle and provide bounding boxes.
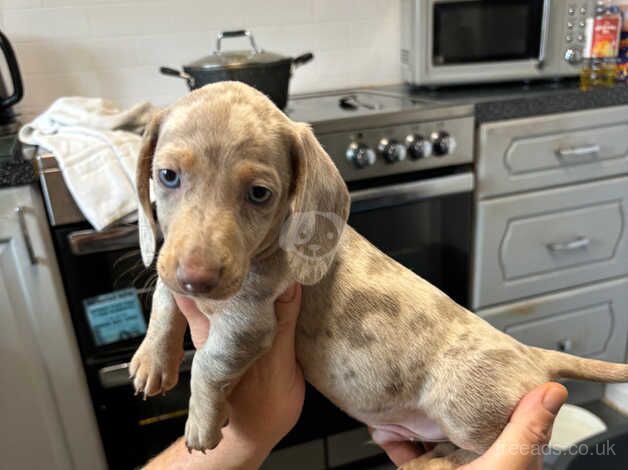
[176,260,223,295]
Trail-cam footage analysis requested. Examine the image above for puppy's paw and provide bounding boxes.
[129,340,183,398]
[184,399,229,453]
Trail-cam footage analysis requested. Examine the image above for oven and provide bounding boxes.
[401,0,594,87]
[349,172,473,307]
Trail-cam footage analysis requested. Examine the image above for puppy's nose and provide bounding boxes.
[176,262,222,294]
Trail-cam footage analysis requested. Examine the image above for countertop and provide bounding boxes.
[0,134,36,189]
[376,79,628,123]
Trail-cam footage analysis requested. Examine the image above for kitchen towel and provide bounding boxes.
[19,97,157,230]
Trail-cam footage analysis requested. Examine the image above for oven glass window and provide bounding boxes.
[349,191,471,307]
[433,0,544,65]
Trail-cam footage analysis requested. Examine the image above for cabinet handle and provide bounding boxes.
[557,339,573,353]
[98,350,195,388]
[547,236,590,252]
[555,144,600,161]
[68,225,139,255]
[15,206,37,265]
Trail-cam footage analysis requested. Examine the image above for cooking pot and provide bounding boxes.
[160,30,313,109]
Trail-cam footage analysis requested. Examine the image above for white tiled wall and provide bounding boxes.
[0,0,401,119]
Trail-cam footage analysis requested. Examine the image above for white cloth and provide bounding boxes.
[19,97,157,230]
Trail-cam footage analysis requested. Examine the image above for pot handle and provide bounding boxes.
[160,66,195,88]
[216,30,259,54]
[293,52,314,68]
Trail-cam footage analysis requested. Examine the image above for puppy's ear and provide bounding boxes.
[136,111,163,267]
[281,123,350,284]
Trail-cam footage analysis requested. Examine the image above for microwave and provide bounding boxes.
[401,0,594,86]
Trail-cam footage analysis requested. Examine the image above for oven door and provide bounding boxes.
[349,172,473,307]
[420,0,552,84]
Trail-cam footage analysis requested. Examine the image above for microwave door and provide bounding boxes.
[427,0,548,81]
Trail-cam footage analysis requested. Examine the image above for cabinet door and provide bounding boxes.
[473,176,628,308]
[477,105,628,198]
[0,186,106,470]
[479,277,628,364]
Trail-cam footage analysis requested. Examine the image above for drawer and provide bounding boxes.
[479,277,628,365]
[473,176,628,308]
[477,105,628,198]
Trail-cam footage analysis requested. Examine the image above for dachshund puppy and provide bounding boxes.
[130,82,628,469]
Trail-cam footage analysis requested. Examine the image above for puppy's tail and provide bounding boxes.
[537,348,628,382]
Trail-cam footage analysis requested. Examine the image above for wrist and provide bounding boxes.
[220,426,273,469]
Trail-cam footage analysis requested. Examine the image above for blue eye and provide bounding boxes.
[247,185,272,204]
[158,169,180,188]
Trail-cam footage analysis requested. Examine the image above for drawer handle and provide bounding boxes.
[555,144,600,162]
[547,236,590,252]
[15,206,38,265]
[557,339,573,353]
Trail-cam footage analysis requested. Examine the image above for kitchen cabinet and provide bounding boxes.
[477,105,628,198]
[0,185,106,470]
[473,106,628,403]
[474,175,628,308]
[479,277,628,364]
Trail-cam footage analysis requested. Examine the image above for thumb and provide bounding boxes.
[270,283,302,359]
[467,383,567,470]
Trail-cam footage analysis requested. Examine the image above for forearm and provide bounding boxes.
[143,429,271,470]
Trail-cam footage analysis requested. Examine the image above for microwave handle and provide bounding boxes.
[350,172,474,213]
[537,0,551,68]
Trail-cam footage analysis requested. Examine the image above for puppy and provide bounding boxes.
[130,82,628,469]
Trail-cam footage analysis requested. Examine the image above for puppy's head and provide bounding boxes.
[137,82,349,299]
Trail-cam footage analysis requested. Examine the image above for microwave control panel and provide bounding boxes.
[563,2,594,66]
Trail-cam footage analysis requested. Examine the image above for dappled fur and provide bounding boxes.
[130,82,628,467]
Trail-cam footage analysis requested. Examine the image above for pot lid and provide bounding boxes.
[184,30,290,70]
[185,50,290,70]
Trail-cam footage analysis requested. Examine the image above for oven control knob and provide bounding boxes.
[430,131,456,157]
[405,134,433,159]
[564,47,583,65]
[346,142,376,169]
[378,138,407,163]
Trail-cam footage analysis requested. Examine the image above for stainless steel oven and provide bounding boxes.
[401,0,594,87]
[349,172,473,306]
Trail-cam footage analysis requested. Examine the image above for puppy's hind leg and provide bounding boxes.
[399,443,477,470]
[130,279,187,397]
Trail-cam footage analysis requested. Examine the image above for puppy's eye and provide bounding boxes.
[247,185,272,205]
[158,169,180,189]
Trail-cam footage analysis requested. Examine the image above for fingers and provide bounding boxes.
[468,382,568,470]
[377,440,424,467]
[174,294,210,348]
[271,284,302,362]
[369,427,424,467]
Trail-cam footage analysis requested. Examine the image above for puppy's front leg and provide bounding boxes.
[185,301,276,452]
[130,278,187,397]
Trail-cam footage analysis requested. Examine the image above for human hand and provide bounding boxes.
[170,284,305,467]
[378,382,568,470]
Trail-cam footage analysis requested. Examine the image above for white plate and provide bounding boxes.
[549,404,607,450]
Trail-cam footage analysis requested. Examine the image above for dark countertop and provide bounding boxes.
[0,132,36,189]
[375,79,628,124]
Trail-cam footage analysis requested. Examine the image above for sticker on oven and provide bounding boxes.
[83,288,147,346]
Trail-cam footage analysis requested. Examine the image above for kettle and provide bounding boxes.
[0,29,23,125]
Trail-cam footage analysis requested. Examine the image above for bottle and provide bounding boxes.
[580,0,622,90]
[616,2,628,82]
